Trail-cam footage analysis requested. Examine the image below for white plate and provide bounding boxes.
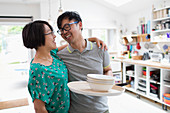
[67,81,125,96]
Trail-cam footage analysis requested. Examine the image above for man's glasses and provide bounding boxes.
[57,21,78,35]
[44,31,54,36]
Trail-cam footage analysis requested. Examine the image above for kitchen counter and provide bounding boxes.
[111,58,170,70]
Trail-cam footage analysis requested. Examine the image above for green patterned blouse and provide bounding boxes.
[28,49,70,113]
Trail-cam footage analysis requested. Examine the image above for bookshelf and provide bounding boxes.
[151,6,170,42]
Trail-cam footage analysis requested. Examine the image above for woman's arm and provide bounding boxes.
[34,99,48,113]
[88,37,108,51]
[57,44,69,51]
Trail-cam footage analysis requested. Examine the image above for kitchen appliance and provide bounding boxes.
[150,52,163,62]
[142,52,150,60]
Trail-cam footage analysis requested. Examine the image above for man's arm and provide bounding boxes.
[104,66,113,76]
[34,99,48,113]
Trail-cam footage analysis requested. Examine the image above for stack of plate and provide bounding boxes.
[87,74,115,91]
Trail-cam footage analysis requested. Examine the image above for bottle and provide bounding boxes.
[128,51,131,59]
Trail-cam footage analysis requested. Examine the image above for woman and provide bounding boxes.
[22,20,107,113]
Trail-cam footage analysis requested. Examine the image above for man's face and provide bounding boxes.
[60,19,82,44]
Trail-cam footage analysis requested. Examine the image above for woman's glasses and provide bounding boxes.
[44,31,54,36]
[57,21,78,35]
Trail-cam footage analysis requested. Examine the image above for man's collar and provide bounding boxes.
[67,39,93,53]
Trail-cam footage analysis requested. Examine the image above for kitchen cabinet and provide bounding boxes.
[110,61,122,84]
[112,58,170,109]
[151,6,170,42]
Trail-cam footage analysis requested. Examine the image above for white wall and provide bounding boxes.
[125,1,170,55]
[0,3,40,19]
[125,7,152,34]
[40,0,126,28]
[39,0,125,50]
[125,0,170,34]
[0,0,128,52]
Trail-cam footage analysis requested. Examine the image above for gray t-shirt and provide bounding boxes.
[57,40,111,113]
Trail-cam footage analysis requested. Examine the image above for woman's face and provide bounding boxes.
[44,24,57,50]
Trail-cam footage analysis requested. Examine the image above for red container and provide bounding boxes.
[142,71,154,76]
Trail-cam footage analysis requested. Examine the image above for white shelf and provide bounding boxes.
[163,82,170,88]
[152,29,170,33]
[125,87,135,92]
[123,62,170,107]
[126,74,135,77]
[148,95,160,102]
[151,39,170,42]
[138,76,146,81]
[136,90,146,95]
[153,6,170,12]
[162,102,170,107]
[149,79,160,84]
[122,35,138,37]
[153,17,170,21]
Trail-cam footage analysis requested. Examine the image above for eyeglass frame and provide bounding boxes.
[44,31,54,36]
[57,21,78,35]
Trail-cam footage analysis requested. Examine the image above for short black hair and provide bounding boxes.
[22,20,53,50]
[57,11,83,30]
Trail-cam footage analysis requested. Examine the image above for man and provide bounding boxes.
[57,11,113,113]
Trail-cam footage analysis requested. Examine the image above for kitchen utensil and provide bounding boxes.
[87,74,114,81]
[144,43,149,49]
[149,43,155,49]
[142,52,150,60]
[87,74,115,91]
[88,82,114,91]
[136,43,141,50]
[123,37,128,45]
[163,44,168,50]
[130,45,133,52]
[145,34,150,40]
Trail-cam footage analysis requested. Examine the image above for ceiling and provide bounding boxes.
[0,0,163,15]
[0,0,40,4]
[93,0,163,15]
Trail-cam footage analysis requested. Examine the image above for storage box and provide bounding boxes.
[132,55,143,60]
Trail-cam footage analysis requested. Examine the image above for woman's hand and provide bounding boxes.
[34,99,48,113]
[88,37,108,51]
[57,43,69,51]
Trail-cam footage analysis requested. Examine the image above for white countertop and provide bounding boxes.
[111,58,170,70]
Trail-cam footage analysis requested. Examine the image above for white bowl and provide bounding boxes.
[87,78,114,84]
[88,81,113,91]
[87,74,114,81]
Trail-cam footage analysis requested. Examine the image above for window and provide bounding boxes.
[82,28,90,39]
[84,28,117,52]
[0,16,32,102]
[91,29,108,44]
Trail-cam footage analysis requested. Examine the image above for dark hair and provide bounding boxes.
[57,11,83,30]
[22,20,53,50]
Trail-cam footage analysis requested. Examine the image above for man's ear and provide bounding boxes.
[79,21,83,30]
